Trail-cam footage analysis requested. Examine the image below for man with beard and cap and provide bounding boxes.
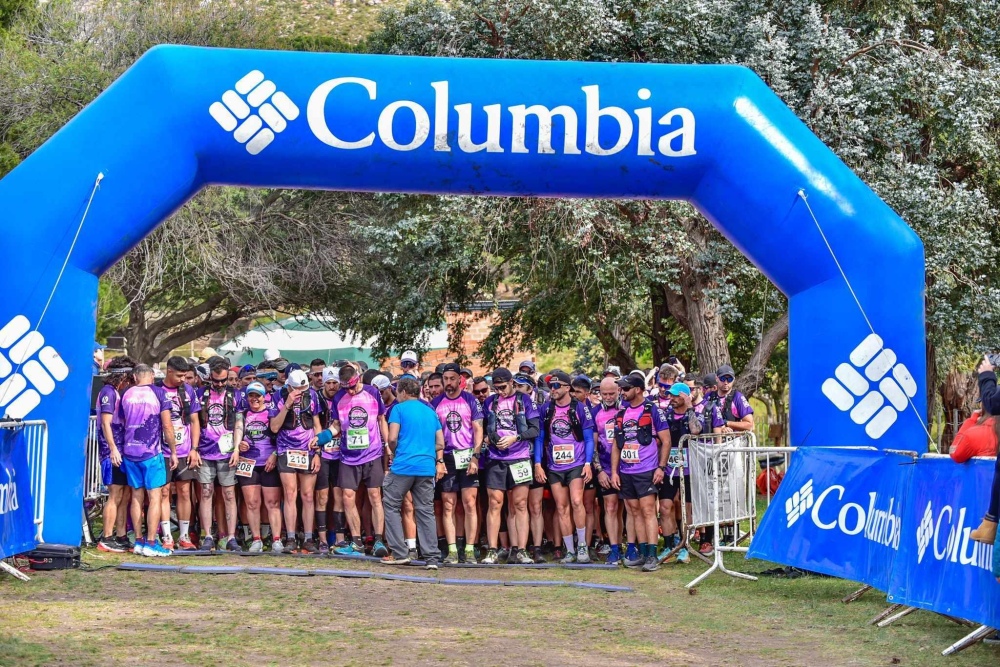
[431,362,484,563]
[652,364,679,409]
[95,357,136,553]
[534,371,595,563]
[591,376,626,564]
[610,374,670,572]
[156,356,202,551]
[570,374,599,551]
[314,366,345,551]
[480,368,540,564]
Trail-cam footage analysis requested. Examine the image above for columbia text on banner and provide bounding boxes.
[0,427,37,558]
[886,456,999,628]
[746,447,911,590]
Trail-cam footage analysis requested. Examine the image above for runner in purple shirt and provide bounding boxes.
[314,366,346,552]
[431,363,484,564]
[95,357,135,554]
[237,382,281,554]
[156,355,202,551]
[591,376,624,564]
[479,368,540,565]
[709,364,755,433]
[118,365,176,558]
[610,374,670,572]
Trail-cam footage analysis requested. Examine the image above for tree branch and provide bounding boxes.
[735,311,789,399]
[150,310,244,361]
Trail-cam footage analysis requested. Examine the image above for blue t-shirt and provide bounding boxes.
[388,399,442,477]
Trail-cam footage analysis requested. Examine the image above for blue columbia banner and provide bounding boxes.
[0,427,37,558]
[747,447,913,590]
[887,456,1000,628]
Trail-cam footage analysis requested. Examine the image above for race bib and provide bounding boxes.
[620,443,641,464]
[668,447,688,469]
[218,433,234,454]
[509,460,532,484]
[235,457,256,478]
[604,422,615,442]
[286,450,309,470]
[347,427,370,450]
[453,448,473,471]
[173,424,186,445]
[552,443,575,465]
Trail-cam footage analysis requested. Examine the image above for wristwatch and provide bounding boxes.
[436,458,444,464]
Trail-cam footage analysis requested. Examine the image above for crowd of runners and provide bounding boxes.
[93,350,755,572]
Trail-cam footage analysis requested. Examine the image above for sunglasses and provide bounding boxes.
[492,383,509,391]
[719,375,735,383]
[473,388,489,396]
[210,378,228,386]
[401,360,417,367]
[658,382,673,389]
[309,371,322,377]
[549,382,565,390]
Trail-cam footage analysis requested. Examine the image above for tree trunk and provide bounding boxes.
[938,368,976,454]
[591,317,638,371]
[735,311,789,399]
[649,283,672,366]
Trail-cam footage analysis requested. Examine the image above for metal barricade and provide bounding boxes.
[84,415,105,501]
[0,419,48,543]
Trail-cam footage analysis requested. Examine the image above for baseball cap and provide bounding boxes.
[571,374,593,390]
[716,364,736,378]
[460,367,474,378]
[604,365,622,379]
[401,350,418,364]
[286,369,309,389]
[195,364,210,381]
[628,369,646,380]
[257,370,278,381]
[616,375,645,390]
[245,381,267,397]
[518,360,536,373]
[371,374,391,390]
[492,368,513,383]
[263,348,280,362]
[238,364,256,378]
[441,362,462,375]
[547,370,572,385]
[513,372,536,387]
[273,358,290,372]
[668,383,691,396]
[322,366,339,383]
[703,373,718,386]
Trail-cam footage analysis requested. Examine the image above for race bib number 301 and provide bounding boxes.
[620,443,641,464]
[235,457,255,478]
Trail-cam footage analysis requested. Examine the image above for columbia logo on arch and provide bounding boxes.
[0,315,70,419]
[209,70,300,155]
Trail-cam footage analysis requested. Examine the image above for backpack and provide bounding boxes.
[279,387,317,430]
[614,401,655,448]
[544,398,584,445]
[199,386,236,431]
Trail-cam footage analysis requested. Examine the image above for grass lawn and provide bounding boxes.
[1,549,996,666]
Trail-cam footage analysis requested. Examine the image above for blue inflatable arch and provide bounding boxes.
[0,46,926,545]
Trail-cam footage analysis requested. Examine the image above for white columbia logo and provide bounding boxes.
[209,70,300,155]
[785,478,814,527]
[916,501,934,564]
[820,334,917,439]
[0,315,69,419]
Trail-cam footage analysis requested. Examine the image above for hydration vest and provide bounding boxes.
[544,398,585,445]
[613,401,655,448]
[316,390,333,430]
[485,393,528,445]
[279,387,316,430]
[156,380,193,425]
[199,386,236,431]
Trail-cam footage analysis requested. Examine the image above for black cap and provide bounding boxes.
[435,363,447,374]
[460,367,474,378]
[492,368,513,383]
[716,364,736,378]
[616,375,645,390]
[703,373,718,386]
[571,374,593,390]
[547,370,572,384]
[441,362,462,375]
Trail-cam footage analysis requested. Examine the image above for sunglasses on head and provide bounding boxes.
[719,375,735,383]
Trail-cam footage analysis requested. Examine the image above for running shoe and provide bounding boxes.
[699,542,715,557]
[285,536,299,553]
[333,540,351,550]
[147,542,172,558]
[559,550,576,564]
[199,535,216,552]
[407,548,419,561]
[271,539,285,554]
[552,547,564,561]
[226,538,242,553]
[115,535,132,550]
[576,545,591,564]
[982,632,1000,646]
[641,556,659,572]
[531,547,546,564]
[381,554,410,565]
[463,546,477,564]
[318,542,330,555]
[177,537,197,551]
[623,552,644,568]
[161,536,175,551]
[301,539,319,554]
[496,547,510,562]
[443,552,459,565]
[97,535,125,553]
[425,561,439,571]
[248,539,264,553]
[481,549,499,564]
[515,550,534,565]
[373,540,390,558]
[657,547,674,564]
[676,547,690,564]
[132,538,147,556]
[606,550,622,566]
[334,542,363,556]
[597,542,611,557]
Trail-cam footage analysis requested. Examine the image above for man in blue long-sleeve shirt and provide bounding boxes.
[534,370,595,564]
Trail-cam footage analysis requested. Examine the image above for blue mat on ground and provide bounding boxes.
[571,582,633,592]
[502,580,567,587]
[118,562,182,572]
[312,569,372,578]
[561,563,619,570]
[171,550,215,556]
[374,573,439,583]
[439,578,503,586]
[179,565,247,574]
[246,566,311,576]
[328,552,384,562]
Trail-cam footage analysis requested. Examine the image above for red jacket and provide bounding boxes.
[950,412,999,463]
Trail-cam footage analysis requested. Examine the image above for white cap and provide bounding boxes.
[322,366,340,384]
[263,348,280,362]
[371,375,391,390]
[286,369,309,389]
[401,350,418,363]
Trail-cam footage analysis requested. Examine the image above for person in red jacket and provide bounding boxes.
[949,409,1000,463]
